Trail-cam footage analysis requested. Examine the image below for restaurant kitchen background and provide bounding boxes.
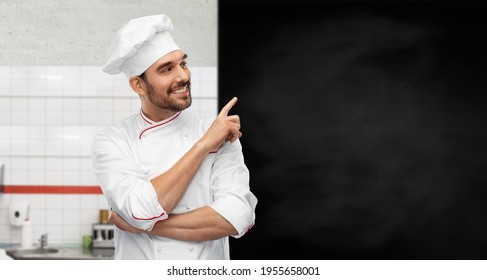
[0,0,217,249]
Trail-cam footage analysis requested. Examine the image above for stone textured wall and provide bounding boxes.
[0,0,217,66]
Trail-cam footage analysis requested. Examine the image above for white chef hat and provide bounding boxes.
[102,14,180,78]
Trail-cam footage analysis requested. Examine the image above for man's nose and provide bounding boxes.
[175,66,190,82]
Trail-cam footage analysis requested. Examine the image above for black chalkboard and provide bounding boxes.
[219,0,487,259]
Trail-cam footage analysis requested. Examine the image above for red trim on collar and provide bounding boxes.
[140,110,153,124]
[139,112,182,139]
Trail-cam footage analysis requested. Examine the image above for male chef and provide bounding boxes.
[92,14,257,259]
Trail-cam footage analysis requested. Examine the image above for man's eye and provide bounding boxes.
[161,67,172,73]
[180,61,187,68]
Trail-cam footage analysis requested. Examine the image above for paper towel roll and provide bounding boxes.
[21,220,33,248]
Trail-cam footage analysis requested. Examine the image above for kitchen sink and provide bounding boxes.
[5,245,114,260]
[6,247,60,259]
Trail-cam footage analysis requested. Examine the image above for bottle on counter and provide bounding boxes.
[21,219,33,248]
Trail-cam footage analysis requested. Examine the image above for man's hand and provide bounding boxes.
[109,211,144,234]
[198,97,242,152]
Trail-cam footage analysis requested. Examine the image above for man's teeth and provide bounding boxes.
[173,85,187,94]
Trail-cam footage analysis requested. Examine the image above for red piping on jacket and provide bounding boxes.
[244,223,254,235]
[140,111,153,125]
[131,211,166,220]
[138,112,182,139]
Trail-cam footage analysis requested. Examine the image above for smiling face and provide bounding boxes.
[131,50,192,121]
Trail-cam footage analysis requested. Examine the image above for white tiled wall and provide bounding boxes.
[0,66,218,245]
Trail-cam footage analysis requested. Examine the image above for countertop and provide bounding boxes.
[0,249,13,260]
[3,244,114,260]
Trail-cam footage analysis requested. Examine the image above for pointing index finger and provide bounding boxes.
[218,97,238,117]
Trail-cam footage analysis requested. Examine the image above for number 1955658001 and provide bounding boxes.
[260,266,320,276]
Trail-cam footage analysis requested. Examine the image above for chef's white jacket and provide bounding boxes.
[92,110,257,259]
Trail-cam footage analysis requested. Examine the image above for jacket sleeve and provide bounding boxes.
[208,139,258,238]
[92,128,168,231]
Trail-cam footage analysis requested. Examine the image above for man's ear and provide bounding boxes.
[129,76,146,96]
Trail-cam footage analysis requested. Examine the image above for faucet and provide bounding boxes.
[39,233,48,249]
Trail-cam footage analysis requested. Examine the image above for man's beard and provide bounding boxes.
[146,79,192,112]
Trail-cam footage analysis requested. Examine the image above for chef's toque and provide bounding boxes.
[102,14,180,78]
